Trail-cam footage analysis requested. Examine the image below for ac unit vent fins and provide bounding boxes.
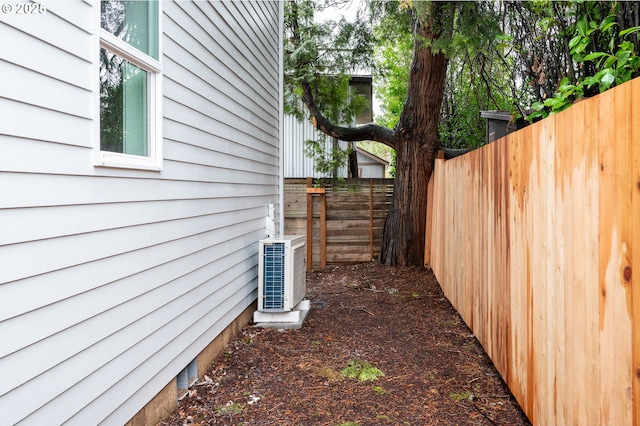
[263,242,286,310]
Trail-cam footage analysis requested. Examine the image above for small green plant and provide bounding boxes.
[450,390,474,401]
[341,359,385,382]
[214,402,245,414]
[335,422,360,426]
[372,385,388,394]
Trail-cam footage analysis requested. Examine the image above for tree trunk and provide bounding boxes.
[378,8,449,266]
[348,142,359,178]
[293,1,451,266]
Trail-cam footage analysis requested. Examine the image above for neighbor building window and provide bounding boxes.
[97,0,161,170]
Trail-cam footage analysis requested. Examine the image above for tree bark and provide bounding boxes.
[378,5,449,266]
[348,142,359,178]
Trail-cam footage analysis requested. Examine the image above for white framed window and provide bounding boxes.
[96,0,162,170]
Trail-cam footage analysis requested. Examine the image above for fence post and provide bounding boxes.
[369,179,374,261]
[306,178,313,271]
[320,190,326,270]
[306,181,326,271]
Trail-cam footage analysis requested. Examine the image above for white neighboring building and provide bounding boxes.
[283,114,389,179]
[0,1,282,424]
[356,147,389,178]
[284,75,388,178]
[283,112,349,178]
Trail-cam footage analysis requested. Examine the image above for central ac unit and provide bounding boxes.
[258,235,306,312]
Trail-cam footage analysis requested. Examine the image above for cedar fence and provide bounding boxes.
[284,178,394,270]
[426,77,640,425]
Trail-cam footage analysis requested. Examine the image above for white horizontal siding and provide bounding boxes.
[0,208,271,322]
[0,1,281,425]
[204,1,278,93]
[162,60,277,138]
[162,86,277,152]
[164,133,278,175]
[96,289,254,425]
[0,198,273,247]
[0,98,93,148]
[0,136,94,175]
[0,172,277,209]
[1,239,259,396]
[166,1,278,116]
[0,2,93,61]
[0,207,266,294]
[3,260,260,425]
[0,25,92,91]
[163,6,277,129]
[1,60,92,119]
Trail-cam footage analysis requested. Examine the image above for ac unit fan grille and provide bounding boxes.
[262,242,286,310]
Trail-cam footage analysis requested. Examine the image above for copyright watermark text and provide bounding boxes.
[2,3,47,14]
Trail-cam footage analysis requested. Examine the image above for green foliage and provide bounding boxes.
[286,0,640,157]
[357,141,392,161]
[372,385,388,394]
[285,1,375,176]
[304,135,351,178]
[284,0,373,123]
[441,2,516,148]
[372,1,412,130]
[441,9,515,149]
[214,402,245,415]
[373,1,514,149]
[386,152,396,178]
[99,49,125,152]
[529,12,640,120]
[341,359,385,382]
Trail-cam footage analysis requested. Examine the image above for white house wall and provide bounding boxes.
[0,1,281,425]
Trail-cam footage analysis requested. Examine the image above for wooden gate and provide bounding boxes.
[284,178,394,270]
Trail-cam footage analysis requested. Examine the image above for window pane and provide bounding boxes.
[101,0,158,60]
[100,48,149,156]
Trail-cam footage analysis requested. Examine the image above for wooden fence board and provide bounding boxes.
[598,83,634,425]
[428,77,640,425]
[631,78,640,426]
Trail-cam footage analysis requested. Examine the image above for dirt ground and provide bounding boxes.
[160,263,531,426]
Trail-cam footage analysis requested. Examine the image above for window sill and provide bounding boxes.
[95,151,162,172]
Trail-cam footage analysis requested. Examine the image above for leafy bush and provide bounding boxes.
[529,16,640,120]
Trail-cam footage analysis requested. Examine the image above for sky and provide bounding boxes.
[315,0,362,24]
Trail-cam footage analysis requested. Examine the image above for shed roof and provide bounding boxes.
[357,147,389,166]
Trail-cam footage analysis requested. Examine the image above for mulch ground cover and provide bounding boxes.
[160,263,531,426]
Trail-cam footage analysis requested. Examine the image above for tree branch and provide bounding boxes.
[301,82,397,149]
